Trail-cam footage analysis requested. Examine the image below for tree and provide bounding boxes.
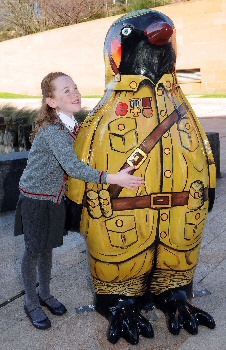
[0,0,177,41]
[0,0,108,37]
[0,0,49,36]
[126,0,172,12]
[39,0,107,26]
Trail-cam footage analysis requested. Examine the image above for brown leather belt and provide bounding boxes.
[83,189,208,211]
[111,189,208,211]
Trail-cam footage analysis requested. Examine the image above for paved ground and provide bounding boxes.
[0,99,226,349]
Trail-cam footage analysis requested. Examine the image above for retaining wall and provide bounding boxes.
[0,0,225,96]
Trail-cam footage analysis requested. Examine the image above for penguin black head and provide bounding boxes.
[104,9,176,84]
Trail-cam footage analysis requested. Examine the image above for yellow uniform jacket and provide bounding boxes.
[66,72,216,296]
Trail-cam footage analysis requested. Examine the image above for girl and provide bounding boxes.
[14,72,144,330]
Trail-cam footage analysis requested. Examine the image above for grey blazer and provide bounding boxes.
[19,123,107,203]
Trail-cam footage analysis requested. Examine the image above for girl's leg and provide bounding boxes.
[37,249,52,300]
[38,249,63,309]
[21,248,48,321]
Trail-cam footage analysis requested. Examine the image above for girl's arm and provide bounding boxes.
[43,125,144,188]
[107,167,144,189]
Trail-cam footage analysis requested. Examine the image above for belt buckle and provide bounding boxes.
[127,148,147,169]
[151,193,172,209]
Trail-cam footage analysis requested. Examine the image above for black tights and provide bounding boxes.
[21,248,52,310]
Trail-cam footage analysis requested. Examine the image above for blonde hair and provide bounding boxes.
[31,72,69,141]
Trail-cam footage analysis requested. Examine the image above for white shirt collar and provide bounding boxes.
[57,111,78,132]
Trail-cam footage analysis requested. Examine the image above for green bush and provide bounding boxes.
[0,105,37,126]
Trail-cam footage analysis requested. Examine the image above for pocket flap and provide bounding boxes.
[108,118,136,136]
[105,215,135,233]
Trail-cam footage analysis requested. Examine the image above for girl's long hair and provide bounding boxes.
[30,72,69,142]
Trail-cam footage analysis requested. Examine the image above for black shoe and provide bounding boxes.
[24,305,51,330]
[38,295,67,316]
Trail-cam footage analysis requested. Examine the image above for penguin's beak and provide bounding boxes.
[111,38,122,68]
[144,22,174,45]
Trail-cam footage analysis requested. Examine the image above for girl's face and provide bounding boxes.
[47,75,81,116]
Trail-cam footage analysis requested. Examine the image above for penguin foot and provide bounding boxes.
[153,289,216,335]
[95,295,154,345]
[208,187,215,212]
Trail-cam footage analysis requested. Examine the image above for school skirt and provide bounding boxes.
[14,194,67,253]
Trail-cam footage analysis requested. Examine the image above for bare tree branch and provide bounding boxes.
[0,0,179,41]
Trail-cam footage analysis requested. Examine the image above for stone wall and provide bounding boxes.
[0,0,225,96]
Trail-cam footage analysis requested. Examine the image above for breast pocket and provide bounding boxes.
[178,116,198,152]
[105,215,138,249]
[108,118,138,153]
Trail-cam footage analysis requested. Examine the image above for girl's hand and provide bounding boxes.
[106,166,145,190]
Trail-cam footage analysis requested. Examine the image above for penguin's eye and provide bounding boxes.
[121,27,132,36]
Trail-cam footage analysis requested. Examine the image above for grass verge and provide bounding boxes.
[0,92,41,99]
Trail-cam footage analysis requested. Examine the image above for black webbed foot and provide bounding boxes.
[153,289,215,335]
[95,294,154,345]
[208,187,215,212]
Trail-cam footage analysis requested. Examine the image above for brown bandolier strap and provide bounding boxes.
[111,188,208,211]
[107,103,187,198]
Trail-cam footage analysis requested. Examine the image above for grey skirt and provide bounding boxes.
[14,194,67,253]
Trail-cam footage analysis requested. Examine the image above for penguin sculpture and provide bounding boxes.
[66,9,216,345]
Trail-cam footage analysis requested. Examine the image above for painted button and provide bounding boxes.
[164,170,172,178]
[164,148,170,155]
[163,131,169,138]
[160,231,167,239]
[116,219,123,227]
[185,122,191,130]
[118,123,125,131]
[160,110,167,117]
[161,213,168,221]
[129,81,137,89]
